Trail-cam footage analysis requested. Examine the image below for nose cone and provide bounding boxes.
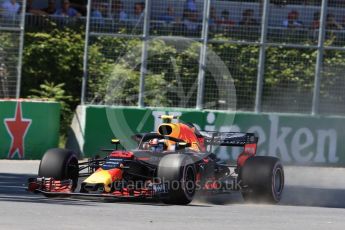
[83,168,122,192]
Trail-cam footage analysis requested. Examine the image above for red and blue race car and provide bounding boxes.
[28,115,284,205]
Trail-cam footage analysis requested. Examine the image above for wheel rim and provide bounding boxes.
[184,165,196,197]
[66,156,79,189]
[273,167,283,196]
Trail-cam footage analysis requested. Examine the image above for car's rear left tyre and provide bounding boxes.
[38,148,79,191]
[240,156,284,203]
[157,154,196,205]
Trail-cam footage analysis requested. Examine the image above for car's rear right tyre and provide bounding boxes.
[240,156,284,203]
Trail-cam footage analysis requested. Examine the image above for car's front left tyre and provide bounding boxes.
[157,154,196,205]
[38,148,79,191]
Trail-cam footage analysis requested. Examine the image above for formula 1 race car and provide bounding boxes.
[28,115,284,205]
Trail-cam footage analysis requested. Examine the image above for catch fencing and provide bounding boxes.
[2,0,345,116]
[82,0,345,116]
[0,0,26,98]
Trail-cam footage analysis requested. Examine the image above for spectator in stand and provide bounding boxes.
[204,6,220,32]
[91,6,102,18]
[42,0,56,15]
[182,8,200,33]
[239,9,258,26]
[282,10,303,28]
[133,2,145,20]
[55,0,81,17]
[69,0,86,16]
[26,0,46,15]
[130,2,145,21]
[208,6,218,25]
[184,0,197,12]
[90,1,104,24]
[1,0,20,16]
[326,13,343,30]
[311,12,343,30]
[99,2,109,19]
[311,11,320,30]
[26,0,34,13]
[216,10,235,31]
[111,0,128,22]
[158,6,176,24]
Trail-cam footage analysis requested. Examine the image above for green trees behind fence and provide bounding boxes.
[1,26,344,133]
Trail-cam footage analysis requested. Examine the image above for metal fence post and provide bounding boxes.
[312,0,328,115]
[81,0,92,105]
[254,0,269,113]
[196,0,211,109]
[138,0,151,108]
[15,0,27,99]
[107,0,112,18]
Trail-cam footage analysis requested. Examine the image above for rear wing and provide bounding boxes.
[200,131,258,147]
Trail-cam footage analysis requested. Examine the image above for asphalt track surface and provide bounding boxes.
[1,161,345,230]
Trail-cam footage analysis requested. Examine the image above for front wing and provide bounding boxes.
[27,177,168,200]
[28,176,238,200]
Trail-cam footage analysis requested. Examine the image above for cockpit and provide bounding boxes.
[141,138,168,152]
[138,133,191,153]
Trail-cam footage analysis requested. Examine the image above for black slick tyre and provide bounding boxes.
[157,154,196,205]
[240,156,284,203]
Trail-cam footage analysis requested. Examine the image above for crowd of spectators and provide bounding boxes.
[0,0,83,17]
[1,0,345,33]
[281,9,345,30]
[0,0,20,17]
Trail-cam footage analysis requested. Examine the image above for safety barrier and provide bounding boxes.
[68,105,344,166]
[0,100,60,159]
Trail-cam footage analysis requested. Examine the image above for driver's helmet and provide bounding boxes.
[149,138,166,152]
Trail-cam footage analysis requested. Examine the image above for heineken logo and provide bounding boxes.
[4,102,32,159]
[151,111,339,164]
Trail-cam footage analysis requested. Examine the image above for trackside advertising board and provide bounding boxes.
[0,100,60,159]
[72,105,345,166]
